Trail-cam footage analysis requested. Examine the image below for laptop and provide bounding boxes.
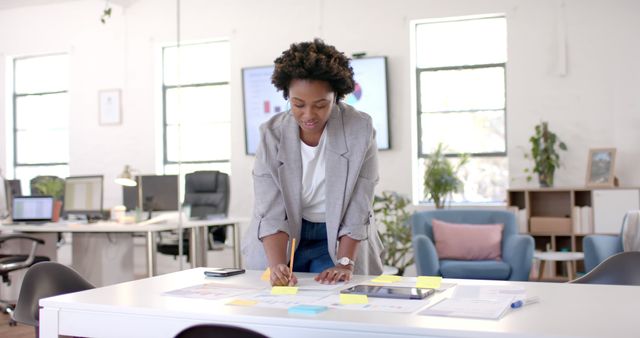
[10,196,54,224]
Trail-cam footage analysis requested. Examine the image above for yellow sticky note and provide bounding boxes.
[371,275,402,283]
[227,299,258,306]
[416,276,442,289]
[261,268,270,281]
[271,286,298,295]
[339,293,368,305]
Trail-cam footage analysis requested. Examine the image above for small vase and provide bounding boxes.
[538,174,553,188]
[52,200,63,222]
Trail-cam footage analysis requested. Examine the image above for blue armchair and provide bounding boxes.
[412,209,534,281]
[583,234,623,273]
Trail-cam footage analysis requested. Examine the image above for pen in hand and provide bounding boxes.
[511,296,540,309]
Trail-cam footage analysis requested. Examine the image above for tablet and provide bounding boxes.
[340,284,435,300]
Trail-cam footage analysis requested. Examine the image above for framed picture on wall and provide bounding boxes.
[586,148,617,187]
[99,89,122,125]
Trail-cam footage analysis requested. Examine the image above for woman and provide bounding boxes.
[242,39,383,286]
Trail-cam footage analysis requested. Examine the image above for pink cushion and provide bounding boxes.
[432,219,504,261]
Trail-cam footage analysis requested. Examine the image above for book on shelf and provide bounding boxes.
[580,206,593,234]
[572,206,581,234]
[508,206,528,233]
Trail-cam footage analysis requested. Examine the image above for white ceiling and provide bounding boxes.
[0,0,138,10]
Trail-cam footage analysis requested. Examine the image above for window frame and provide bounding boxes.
[161,42,231,168]
[12,54,69,170]
[416,62,507,160]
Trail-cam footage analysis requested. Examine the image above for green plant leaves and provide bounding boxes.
[374,191,413,275]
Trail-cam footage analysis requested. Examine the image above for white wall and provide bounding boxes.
[0,0,639,219]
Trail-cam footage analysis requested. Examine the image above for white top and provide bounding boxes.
[300,130,327,223]
[534,251,585,261]
[39,268,640,338]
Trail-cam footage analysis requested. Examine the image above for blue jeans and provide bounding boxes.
[292,219,334,273]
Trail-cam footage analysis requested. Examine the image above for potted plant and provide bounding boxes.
[33,176,65,221]
[423,143,469,209]
[524,121,568,187]
[374,191,414,276]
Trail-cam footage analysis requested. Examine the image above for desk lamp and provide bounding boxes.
[115,165,143,219]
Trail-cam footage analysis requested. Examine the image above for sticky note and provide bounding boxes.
[271,286,298,295]
[371,274,402,283]
[261,268,270,281]
[227,299,258,306]
[416,276,442,289]
[339,293,368,304]
[288,305,328,315]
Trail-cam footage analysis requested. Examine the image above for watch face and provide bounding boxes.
[338,257,352,265]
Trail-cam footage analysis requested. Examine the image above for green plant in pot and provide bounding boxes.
[33,176,65,221]
[423,143,469,209]
[524,121,567,187]
[374,191,414,276]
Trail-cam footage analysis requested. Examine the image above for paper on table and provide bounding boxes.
[339,294,368,304]
[418,285,527,320]
[295,277,346,291]
[416,276,442,289]
[236,290,331,309]
[453,285,526,301]
[317,294,430,313]
[271,286,298,295]
[164,283,257,300]
[419,297,513,319]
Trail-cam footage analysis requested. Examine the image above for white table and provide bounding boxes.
[534,251,585,281]
[0,217,245,285]
[39,268,640,338]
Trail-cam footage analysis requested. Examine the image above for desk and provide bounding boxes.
[39,269,639,338]
[0,217,245,286]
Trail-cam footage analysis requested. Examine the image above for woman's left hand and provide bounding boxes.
[315,265,353,284]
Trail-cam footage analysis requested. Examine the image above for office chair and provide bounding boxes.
[0,234,50,326]
[570,251,640,286]
[157,171,230,259]
[174,324,268,338]
[13,261,94,336]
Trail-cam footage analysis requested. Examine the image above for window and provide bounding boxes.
[162,41,231,177]
[415,16,507,203]
[13,54,70,190]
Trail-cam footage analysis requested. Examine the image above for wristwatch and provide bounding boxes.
[337,257,355,266]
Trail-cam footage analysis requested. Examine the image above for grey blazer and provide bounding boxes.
[242,102,384,275]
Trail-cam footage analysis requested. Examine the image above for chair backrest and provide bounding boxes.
[13,261,94,327]
[571,251,640,286]
[411,209,518,252]
[184,171,229,218]
[175,324,268,338]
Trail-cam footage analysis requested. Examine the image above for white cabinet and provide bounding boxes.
[592,189,640,234]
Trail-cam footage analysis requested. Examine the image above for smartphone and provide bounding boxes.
[204,268,246,277]
[340,284,434,300]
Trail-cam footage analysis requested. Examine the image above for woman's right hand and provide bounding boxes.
[270,263,298,286]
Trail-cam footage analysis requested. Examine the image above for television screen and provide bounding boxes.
[242,56,390,155]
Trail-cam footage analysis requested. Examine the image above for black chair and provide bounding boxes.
[13,261,94,336]
[570,251,640,286]
[0,234,50,326]
[158,171,230,258]
[175,324,267,338]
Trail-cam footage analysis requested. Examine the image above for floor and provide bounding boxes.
[0,233,235,338]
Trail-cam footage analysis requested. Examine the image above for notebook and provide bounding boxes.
[11,196,54,223]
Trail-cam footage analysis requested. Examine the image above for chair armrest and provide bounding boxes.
[0,234,46,245]
[503,234,534,281]
[583,235,622,272]
[412,234,440,276]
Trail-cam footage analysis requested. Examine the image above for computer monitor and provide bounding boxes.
[7,179,22,197]
[63,176,104,219]
[122,175,179,212]
[0,179,8,219]
[241,56,390,154]
[12,196,54,222]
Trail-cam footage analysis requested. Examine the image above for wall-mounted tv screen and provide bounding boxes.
[242,56,390,155]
